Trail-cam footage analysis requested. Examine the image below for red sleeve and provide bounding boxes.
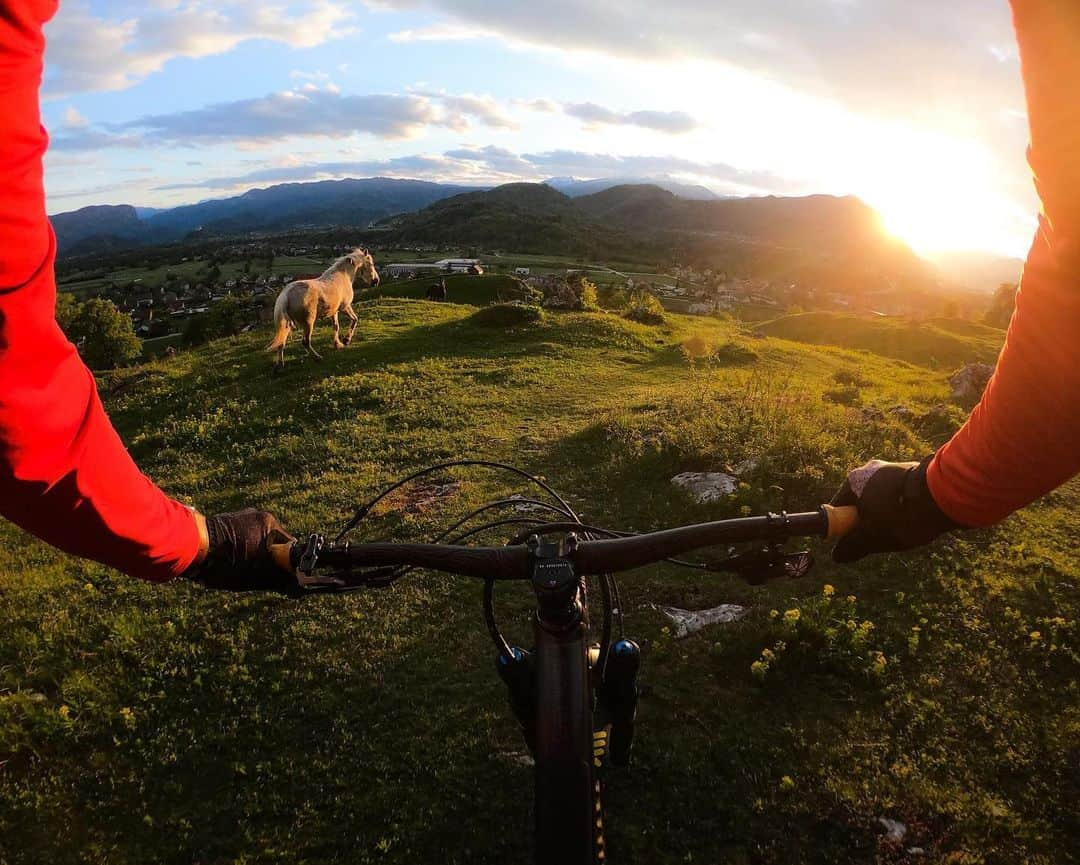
[926,0,1080,527]
[0,0,201,581]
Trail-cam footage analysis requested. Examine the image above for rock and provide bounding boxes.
[495,750,535,768]
[949,362,994,407]
[861,406,885,422]
[656,604,748,638]
[732,457,759,476]
[877,817,907,843]
[889,405,914,420]
[671,471,738,502]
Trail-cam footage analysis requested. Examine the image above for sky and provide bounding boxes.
[41,0,1039,257]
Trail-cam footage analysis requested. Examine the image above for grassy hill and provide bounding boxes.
[757,312,1005,368]
[1,299,1076,865]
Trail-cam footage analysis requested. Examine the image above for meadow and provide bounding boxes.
[0,283,1076,864]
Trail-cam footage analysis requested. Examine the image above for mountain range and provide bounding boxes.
[50,178,482,256]
[49,175,1018,293]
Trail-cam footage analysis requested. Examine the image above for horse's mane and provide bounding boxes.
[319,248,367,279]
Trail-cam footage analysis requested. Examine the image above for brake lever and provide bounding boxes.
[704,544,814,585]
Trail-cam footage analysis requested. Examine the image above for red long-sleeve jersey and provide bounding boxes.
[926,0,1080,526]
[0,0,200,580]
[0,2,1076,580]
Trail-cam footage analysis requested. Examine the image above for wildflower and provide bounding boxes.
[58,705,71,720]
[782,608,801,625]
[751,660,768,680]
[822,584,835,597]
[779,775,795,792]
[761,648,776,662]
[768,609,780,620]
[1029,630,1042,643]
[846,595,856,604]
[869,651,887,675]
[119,707,136,728]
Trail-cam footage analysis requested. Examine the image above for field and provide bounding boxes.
[756,312,1005,369]
[1,298,1076,865]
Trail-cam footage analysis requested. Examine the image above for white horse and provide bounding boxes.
[267,248,380,368]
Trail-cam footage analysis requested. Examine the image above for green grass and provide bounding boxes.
[757,312,1004,369]
[1,297,1076,865]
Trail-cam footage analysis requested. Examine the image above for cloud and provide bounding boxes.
[63,106,89,128]
[564,102,698,134]
[367,0,1022,127]
[388,22,486,43]
[148,144,805,197]
[43,0,357,96]
[410,90,518,130]
[50,87,521,150]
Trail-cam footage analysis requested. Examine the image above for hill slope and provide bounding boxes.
[2,299,1075,864]
[757,311,1004,368]
[376,182,646,258]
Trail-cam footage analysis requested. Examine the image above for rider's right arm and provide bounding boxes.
[924,0,1080,527]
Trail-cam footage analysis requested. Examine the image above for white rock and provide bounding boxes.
[671,471,738,502]
[732,457,759,476]
[949,362,994,405]
[877,817,907,843]
[656,604,748,638]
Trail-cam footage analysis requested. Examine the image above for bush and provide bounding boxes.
[183,295,247,346]
[470,303,544,328]
[823,385,861,406]
[542,276,599,311]
[832,369,870,388]
[713,340,758,365]
[57,296,142,370]
[681,334,758,366]
[622,289,666,325]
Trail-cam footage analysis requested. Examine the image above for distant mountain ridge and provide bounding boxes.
[50,177,483,256]
[544,176,719,200]
[50,175,725,257]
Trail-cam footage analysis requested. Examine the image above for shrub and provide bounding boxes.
[832,369,870,388]
[183,295,247,346]
[622,289,666,325]
[680,334,758,366]
[823,385,861,406]
[713,340,758,365]
[470,303,544,328]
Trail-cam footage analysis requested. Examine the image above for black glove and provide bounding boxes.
[189,508,298,592]
[830,456,963,563]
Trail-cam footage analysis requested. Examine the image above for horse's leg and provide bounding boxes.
[302,316,322,361]
[331,310,344,349]
[343,303,359,345]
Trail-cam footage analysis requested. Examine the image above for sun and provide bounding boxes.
[842,126,1029,257]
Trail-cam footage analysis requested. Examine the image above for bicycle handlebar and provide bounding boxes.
[272,504,859,582]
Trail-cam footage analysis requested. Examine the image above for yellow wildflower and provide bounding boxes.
[822,584,835,597]
[750,660,768,679]
[782,608,801,625]
[846,595,856,604]
[768,609,780,620]
[779,775,795,792]
[58,705,71,720]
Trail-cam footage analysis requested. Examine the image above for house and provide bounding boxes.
[434,258,482,273]
[514,267,531,276]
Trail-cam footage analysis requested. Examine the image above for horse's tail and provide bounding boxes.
[266,285,293,352]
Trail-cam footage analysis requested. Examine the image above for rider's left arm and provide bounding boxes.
[0,0,204,581]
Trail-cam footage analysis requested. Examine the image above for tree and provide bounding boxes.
[61,298,142,369]
[984,282,1017,329]
[184,295,246,346]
